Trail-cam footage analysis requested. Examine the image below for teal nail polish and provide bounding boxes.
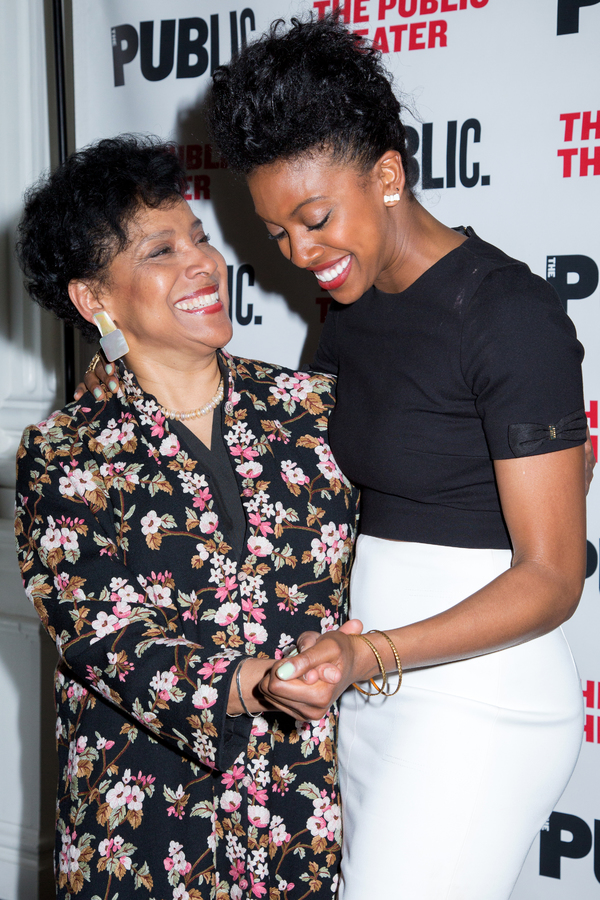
[108,380,118,392]
[105,363,114,375]
[93,387,103,400]
[277,661,296,681]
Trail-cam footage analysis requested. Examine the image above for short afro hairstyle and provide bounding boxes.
[16,134,188,342]
[208,14,415,187]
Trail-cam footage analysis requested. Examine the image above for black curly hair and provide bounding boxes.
[209,14,415,188]
[16,134,188,341]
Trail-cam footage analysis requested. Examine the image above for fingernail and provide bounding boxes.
[276,662,296,681]
[105,363,114,375]
[93,388,103,400]
[108,380,118,392]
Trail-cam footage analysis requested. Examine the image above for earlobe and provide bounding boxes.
[68,279,102,324]
[68,280,129,361]
[378,150,406,206]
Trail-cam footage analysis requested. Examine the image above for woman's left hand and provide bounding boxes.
[259,619,368,721]
[73,354,119,401]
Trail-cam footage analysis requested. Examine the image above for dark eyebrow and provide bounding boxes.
[257,197,327,224]
[137,229,174,246]
[136,219,204,247]
[290,196,327,217]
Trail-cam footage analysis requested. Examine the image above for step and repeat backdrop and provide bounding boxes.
[71,1,599,896]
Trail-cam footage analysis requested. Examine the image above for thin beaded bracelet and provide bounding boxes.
[369,630,403,696]
[352,634,388,696]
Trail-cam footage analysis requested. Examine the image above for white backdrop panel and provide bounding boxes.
[71,0,600,894]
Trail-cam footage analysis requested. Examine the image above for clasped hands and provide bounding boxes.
[258,619,365,721]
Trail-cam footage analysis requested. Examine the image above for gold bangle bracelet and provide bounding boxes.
[352,634,387,696]
[369,630,403,696]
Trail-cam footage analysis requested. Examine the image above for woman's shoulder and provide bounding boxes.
[19,393,122,456]
[452,232,529,285]
[453,232,565,319]
[223,352,337,393]
[221,353,338,441]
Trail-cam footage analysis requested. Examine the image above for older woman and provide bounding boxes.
[15,135,359,899]
[205,14,588,900]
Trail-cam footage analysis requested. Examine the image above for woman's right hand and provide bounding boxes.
[73,355,119,401]
[259,619,371,721]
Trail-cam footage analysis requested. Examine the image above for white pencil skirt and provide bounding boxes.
[337,536,583,900]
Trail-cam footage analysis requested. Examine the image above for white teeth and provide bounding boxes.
[175,290,219,311]
[315,256,351,284]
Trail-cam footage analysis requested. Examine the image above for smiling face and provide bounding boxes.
[71,198,232,367]
[247,150,407,304]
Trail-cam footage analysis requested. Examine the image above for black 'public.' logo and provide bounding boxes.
[405,120,491,190]
[112,11,256,87]
[541,811,600,880]
[557,0,600,34]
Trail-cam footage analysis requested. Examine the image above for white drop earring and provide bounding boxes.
[384,192,400,204]
[92,311,129,361]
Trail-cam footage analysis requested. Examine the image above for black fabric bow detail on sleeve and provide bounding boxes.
[508,408,588,458]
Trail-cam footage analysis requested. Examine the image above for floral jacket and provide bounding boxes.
[15,353,359,900]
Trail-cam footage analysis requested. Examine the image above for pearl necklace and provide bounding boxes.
[157,377,224,421]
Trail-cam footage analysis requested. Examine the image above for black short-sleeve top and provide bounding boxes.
[311,231,587,549]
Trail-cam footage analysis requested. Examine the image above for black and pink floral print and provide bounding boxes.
[15,353,359,900]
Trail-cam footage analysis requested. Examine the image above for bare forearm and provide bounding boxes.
[357,558,585,680]
[262,447,587,717]
[365,447,587,678]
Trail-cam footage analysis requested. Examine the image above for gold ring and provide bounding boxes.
[86,351,102,375]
